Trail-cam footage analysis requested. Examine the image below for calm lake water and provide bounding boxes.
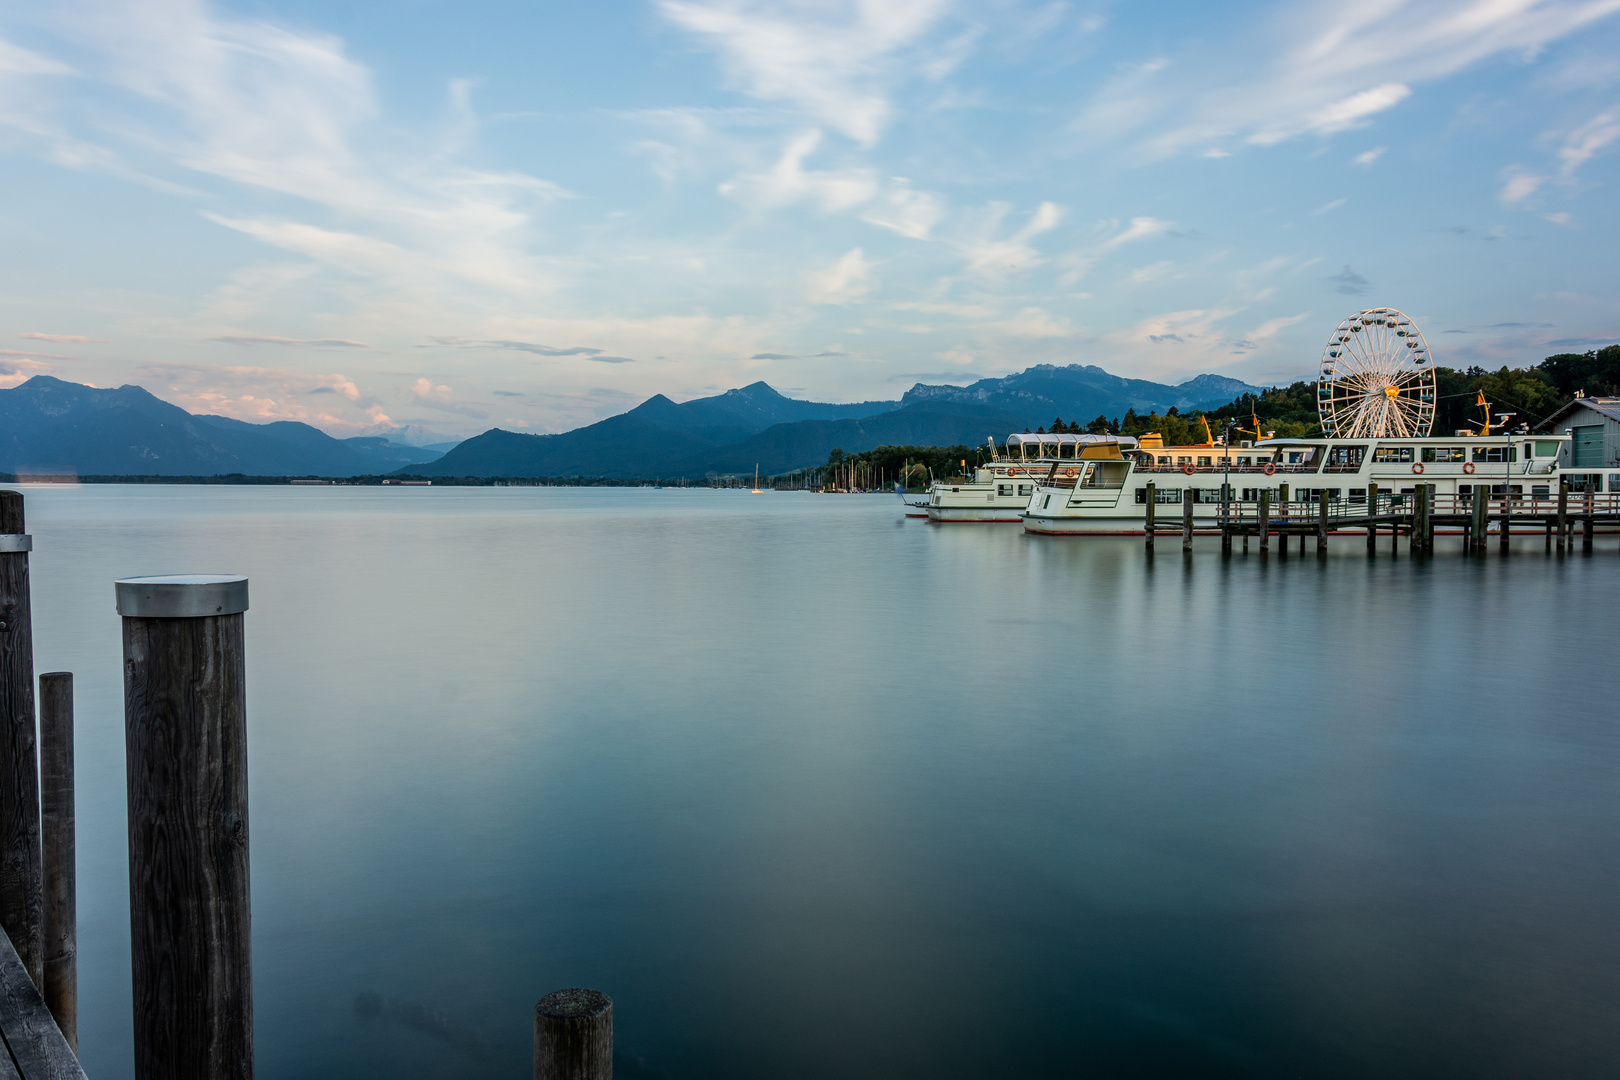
[16,485,1620,1079]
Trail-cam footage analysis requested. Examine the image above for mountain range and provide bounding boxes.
[0,377,444,477]
[415,364,1262,479]
[0,364,1264,479]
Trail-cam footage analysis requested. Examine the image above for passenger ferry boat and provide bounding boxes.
[1022,432,1577,535]
[929,433,1139,522]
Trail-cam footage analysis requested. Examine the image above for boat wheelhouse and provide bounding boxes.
[1022,433,1574,535]
[928,433,1139,522]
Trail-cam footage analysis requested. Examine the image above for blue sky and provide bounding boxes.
[2,0,1619,438]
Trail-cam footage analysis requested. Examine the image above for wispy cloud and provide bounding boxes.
[657,0,951,145]
[19,332,108,344]
[210,335,370,348]
[432,337,627,360]
[1311,197,1347,216]
[960,201,1064,275]
[1327,265,1370,295]
[1353,146,1385,166]
[750,352,796,360]
[807,247,873,304]
[1076,1,1620,160]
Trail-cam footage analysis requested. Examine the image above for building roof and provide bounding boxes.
[1539,396,1620,431]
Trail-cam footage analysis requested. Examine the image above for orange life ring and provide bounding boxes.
[1182,463,1195,476]
[1008,467,1020,476]
[1262,463,1276,476]
[1462,462,1476,474]
[1065,467,1077,477]
[1412,462,1424,474]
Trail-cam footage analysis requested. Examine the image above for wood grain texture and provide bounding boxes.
[0,492,42,993]
[534,989,611,1080]
[36,674,73,1056]
[0,919,85,1079]
[123,613,252,1080]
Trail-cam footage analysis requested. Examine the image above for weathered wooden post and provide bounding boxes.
[0,490,43,990]
[118,574,252,1080]
[535,988,612,1080]
[1556,481,1568,552]
[1366,482,1379,553]
[1182,493,1193,552]
[1317,489,1329,553]
[1259,490,1270,551]
[40,671,75,1052]
[1582,482,1595,552]
[1416,484,1432,554]
[1144,483,1155,551]
[1470,488,1487,552]
[1498,492,1510,554]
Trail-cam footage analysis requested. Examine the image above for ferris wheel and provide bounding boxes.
[1318,307,1435,438]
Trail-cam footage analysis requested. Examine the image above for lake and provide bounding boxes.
[17,484,1620,1079]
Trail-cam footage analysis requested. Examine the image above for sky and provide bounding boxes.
[2,0,1620,439]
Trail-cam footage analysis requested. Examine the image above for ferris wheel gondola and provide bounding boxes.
[1318,307,1435,438]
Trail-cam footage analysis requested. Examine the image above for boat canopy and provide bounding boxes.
[1002,433,1139,460]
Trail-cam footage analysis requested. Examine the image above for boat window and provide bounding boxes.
[1157,455,1171,466]
[997,484,1012,496]
[1532,484,1550,496]
[1018,484,1033,497]
[1534,440,1560,458]
[1372,446,1413,463]
[1284,451,1309,465]
[1471,446,1515,463]
[1197,455,1212,467]
[1421,447,1466,462]
[1177,455,1193,465]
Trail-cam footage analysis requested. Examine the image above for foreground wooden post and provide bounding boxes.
[1259,490,1270,551]
[1582,483,1595,552]
[39,671,75,1053]
[1470,488,1487,552]
[0,490,43,990]
[1556,481,1568,552]
[118,575,252,1080]
[1182,494,1193,551]
[1317,489,1329,552]
[535,988,612,1080]
[1366,483,1378,553]
[1144,483,1156,550]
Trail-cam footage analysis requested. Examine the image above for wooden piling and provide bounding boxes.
[39,671,74,1054]
[1583,482,1595,552]
[535,988,612,1080]
[1182,494,1193,552]
[118,575,252,1080]
[1259,490,1270,551]
[0,490,43,991]
[1366,483,1379,553]
[1317,490,1329,552]
[1144,483,1155,551]
[1470,488,1487,552]
[1499,493,1511,554]
[1556,482,1568,552]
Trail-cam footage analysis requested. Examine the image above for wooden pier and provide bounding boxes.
[1148,483,1620,555]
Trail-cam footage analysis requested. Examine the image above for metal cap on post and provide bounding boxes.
[535,988,612,1080]
[115,575,249,618]
[118,574,252,1080]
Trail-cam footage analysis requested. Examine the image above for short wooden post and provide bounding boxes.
[1470,488,1487,552]
[39,671,75,1053]
[1499,493,1511,554]
[1182,493,1193,551]
[535,988,612,1080]
[118,575,252,1080]
[1144,483,1156,550]
[1317,489,1329,552]
[1556,481,1568,552]
[1366,483,1379,553]
[0,490,43,990]
[1418,485,1433,554]
[1259,490,1270,551]
[1582,482,1595,552]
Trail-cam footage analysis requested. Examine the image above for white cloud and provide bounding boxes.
[1498,171,1545,205]
[1353,146,1386,166]
[1060,216,1174,282]
[859,179,946,239]
[19,332,107,344]
[1545,211,1576,225]
[1311,197,1347,215]
[657,0,950,146]
[1077,1,1620,159]
[960,201,1065,275]
[980,306,1072,337]
[1558,109,1620,175]
[807,247,873,304]
[719,129,878,212]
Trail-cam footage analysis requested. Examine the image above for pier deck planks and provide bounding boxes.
[0,924,83,1080]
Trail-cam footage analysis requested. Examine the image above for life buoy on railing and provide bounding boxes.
[1065,467,1077,477]
[1462,461,1476,474]
[1008,467,1020,476]
[1412,462,1425,475]
[1262,463,1276,476]
[1182,463,1196,476]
